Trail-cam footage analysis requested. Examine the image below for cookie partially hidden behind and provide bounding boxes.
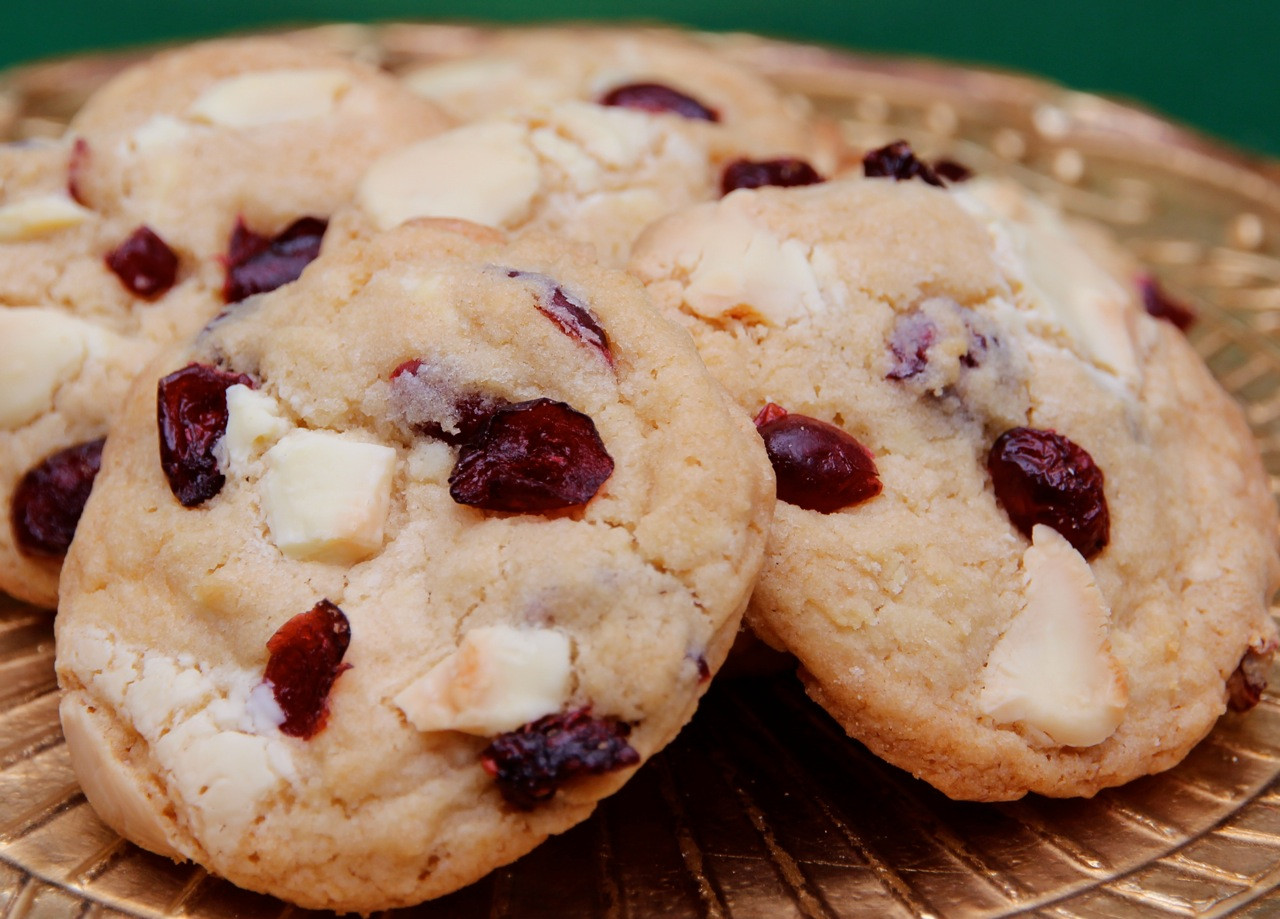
[630,167,1280,801]
[55,219,773,910]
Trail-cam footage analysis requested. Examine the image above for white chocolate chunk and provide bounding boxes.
[0,193,92,241]
[979,525,1128,747]
[395,626,572,736]
[188,68,352,128]
[0,307,103,429]
[130,114,194,152]
[262,430,396,565]
[61,701,180,859]
[357,122,540,230]
[217,384,291,471]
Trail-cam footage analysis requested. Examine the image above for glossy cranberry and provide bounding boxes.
[450,399,614,512]
[157,363,254,507]
[752,402,789,427]
[105,226,179,299]
[598,83,719,122]
[886,311,938,380]
[389,361,509,446]
[1227,639,1276,713]
[480,707,640,809]
[988,428,1109,558]
[694,655,711,682]
[263,599,352,739]
[11,438,104,557]
[67,137,91,206]
[223,216,327,303]
[721,158,824,195]
[862,140,944,188]
[1137,274,1195,332]
[933,159,974,183]
[507,270,613,366]
[754,404,882,512]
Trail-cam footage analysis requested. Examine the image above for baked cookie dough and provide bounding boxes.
[629,164,1280,800]
[0,38,446,605]
[56,219,773,910]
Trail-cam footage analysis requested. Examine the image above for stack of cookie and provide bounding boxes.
[0,27,1274,912]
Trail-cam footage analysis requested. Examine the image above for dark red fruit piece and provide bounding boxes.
[862,140,944,188]
[694,655,711,682]
[157,363,254,507]
[1137,274,1195,332]
[11,438,104,557]
[1227,638,1276,713]
[933,159,973,183]
[389,360,509,446]
[223,216,327,303]
[598,82,719,122]
[507,271,613,366]
[752,402,789,427]
[263,599,352,740]
[886,311,938,380]
[721,158,824,195]
[755,406,882,513]
[67,137,91,206]
[988,428,1109,558]
[105,226,179,300]
[450,399,614,512]
[480,707,640,809]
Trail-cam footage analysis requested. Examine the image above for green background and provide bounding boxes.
[1,0,1277,160]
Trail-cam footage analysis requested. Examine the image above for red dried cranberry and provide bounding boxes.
[598,83,719,122]
[389,360,509,446]
[480,707,639,809]
[694,655,711,682]
[933,159,973,183]
[754,404,882,513]
[10,438,104,557]
[863,140,944,188]
[752,402,789,427]
[67,137,91,206]
[1227,639,1276,713]
[105,226,179,300]
[450,399,614,512]
[263,599,352,739]
[1137,274,1195,332]
[157,363,254,507]
[223,216,327,303]
[886,312,938,380]
[721,158,824,195]
[988,428,1109,558]
[507,270,613,366]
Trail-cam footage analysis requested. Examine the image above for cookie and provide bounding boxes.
[629,161,1280,800]
[0,38,446,606]
[55,219,773,910]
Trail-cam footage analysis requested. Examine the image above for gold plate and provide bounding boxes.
[3,24,1280,918]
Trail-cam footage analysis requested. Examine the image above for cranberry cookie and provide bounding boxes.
[56,219,773,910]
[629,159,1280,800]
[0,38,445,605]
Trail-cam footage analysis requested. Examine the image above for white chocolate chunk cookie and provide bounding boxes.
[629,170,1280,800]
[57,219,773,911]
[0,38,446,606]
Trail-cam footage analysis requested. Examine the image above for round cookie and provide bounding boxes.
[56,219,774,910]
[0,39,446,606]
[629,169,1280,800]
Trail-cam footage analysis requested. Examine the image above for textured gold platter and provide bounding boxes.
[3,22,1280,919]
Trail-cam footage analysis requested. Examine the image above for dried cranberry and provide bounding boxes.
[67,137,91,206]
[507,271,613,366]
[598,83,719,122]
[389,360,508,446]
[450,399,614,512]
[752,402,789,427]
[263,599,352,739]
[862,140,944,188]
[105,226,179,300]
[988,428,1109,558]
[1137,274,1195,332]
[223,216,327,303]
[721,158,824,195]
[754,404,882,513]
[1227,639,1276,713]
[694,655,711,682]
[10,438,104,557]
[480,707,640,809]
[933,159,973,183]
[157,363,254,507]
[886,312,938,380]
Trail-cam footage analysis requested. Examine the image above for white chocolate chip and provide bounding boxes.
[261,430,396,565]
[0,193,92,241]
[0,307,107,430]
[395,625,572,736]
[129,115,194,152]
[978,525,1128,747]
[217,384,292,472]
[357,122,541,231]
[188,68,353,128]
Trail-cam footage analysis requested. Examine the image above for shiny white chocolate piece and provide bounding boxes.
[395,625,572,736]
[218,384,291,470]
[979,525,1128,747]
[0,193,93,241]
[261,430,396,565]
[0,308,106,429]
[188,68,353,128]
